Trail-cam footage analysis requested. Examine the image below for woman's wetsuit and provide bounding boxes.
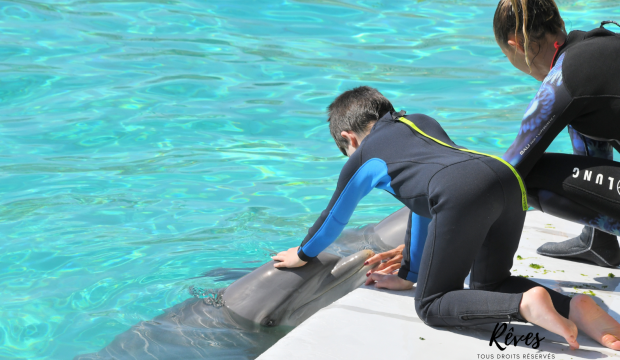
[297,111,571,326]
[504,26,620,234]
[403,25,620,272]
[505,26,620,173]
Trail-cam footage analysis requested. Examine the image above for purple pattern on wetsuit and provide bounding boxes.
[569,125,587,155]
[587,215,620,236]
[503,54,566,167]
[568,125,614,160]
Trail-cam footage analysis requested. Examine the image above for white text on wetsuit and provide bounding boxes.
[573,167,620,195]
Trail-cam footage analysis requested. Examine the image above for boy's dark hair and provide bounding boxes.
[327,86,395,155]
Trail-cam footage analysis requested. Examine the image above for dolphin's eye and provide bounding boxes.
[261,317,276,327]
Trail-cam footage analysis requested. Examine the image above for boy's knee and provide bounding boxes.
[415,295,452,326]
[414,299,432,325]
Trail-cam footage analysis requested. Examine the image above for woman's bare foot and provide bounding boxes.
[520,287,579,349]
[365,273,413,290]
[569,294,620,350]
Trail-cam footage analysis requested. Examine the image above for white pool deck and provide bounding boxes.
[258,211,620,360]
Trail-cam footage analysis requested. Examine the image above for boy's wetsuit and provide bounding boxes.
[297,111,571,326]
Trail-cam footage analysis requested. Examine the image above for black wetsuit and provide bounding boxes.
[297,111,571,326]
[505,26,620,235]
[405,26,620,272]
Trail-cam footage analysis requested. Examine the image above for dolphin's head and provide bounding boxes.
[221,250,376,330]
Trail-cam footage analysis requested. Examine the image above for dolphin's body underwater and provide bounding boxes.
[75,208,409,360]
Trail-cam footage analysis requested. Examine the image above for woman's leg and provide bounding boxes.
[526,152,620,266]
[529,189,620,266]
[526,152,620,233]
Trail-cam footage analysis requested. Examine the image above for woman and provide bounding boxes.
[492,0,620,267]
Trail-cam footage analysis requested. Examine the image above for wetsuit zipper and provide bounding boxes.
[461,314,510,320]
[398,117,528,211]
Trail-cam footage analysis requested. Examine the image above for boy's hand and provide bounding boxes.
[365,273,414,290]
[272,246,307,268]
[364,244,404,277]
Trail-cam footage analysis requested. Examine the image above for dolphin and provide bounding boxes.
[74,207,409,360]
[222,205,411,330]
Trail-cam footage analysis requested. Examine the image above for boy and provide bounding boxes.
[272,86,620,350]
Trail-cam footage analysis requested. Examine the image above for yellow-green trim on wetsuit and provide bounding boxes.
[398,117,528,211]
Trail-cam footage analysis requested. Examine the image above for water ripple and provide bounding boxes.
[1,0,617,359]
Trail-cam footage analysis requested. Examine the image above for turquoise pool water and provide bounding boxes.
[1,0,618,358]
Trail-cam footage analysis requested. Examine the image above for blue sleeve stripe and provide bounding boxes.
[300,158,394,258]
[405,213,431,283]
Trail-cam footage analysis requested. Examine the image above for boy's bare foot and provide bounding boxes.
[569,294,620,350]
[365,273,413,290]
[520,287,579,349]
